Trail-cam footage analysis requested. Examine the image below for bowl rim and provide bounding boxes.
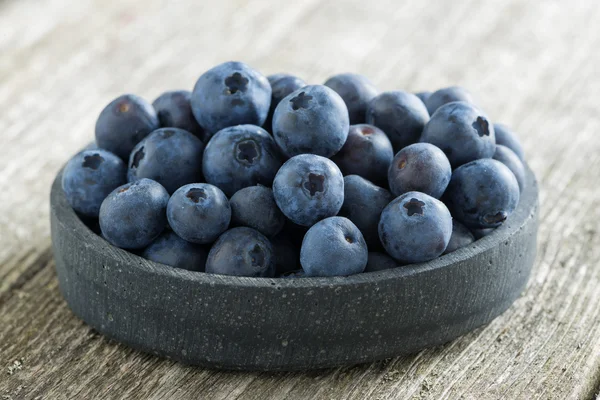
[51,163,538,289]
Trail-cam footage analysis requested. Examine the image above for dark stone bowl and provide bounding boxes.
[50,166,538,371]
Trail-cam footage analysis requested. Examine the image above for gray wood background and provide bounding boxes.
[1,0,599,399]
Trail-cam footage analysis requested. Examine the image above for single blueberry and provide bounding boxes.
[415,91,432,105]
[190,61,271,134]
[265,74,306,131]
[444,159,520,229]
[272,85,350,158]
[95,94,159,160]
[202,124,283,196]
[128,128,204,194]
[420,101,496,168]
[230,186,285,237]
[62,149,126,217]
[424,86,474,115]
[338,175,393,249]
[167,183,231,244]
[324,73,378,124]
[366,91,430,152]
[99,179,169,249]
[205,227,275,277]
[300,217,368,277]
[141,231,208,272]
[330,124,394,186]
[388,143,451,199]
[378,191,452,263]
[364,252,399,272]
[493,145,526,192]
[152,90,207,141]
[443,220,475,254]
[271,233,300,276]
[273,154,344,227]
[494,123,525,160]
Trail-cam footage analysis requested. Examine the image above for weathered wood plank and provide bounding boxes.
[1,0,600,398]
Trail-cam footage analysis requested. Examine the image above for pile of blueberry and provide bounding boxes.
[62,61,526,278]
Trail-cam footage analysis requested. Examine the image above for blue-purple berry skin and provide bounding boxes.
[420,101,496,168]
[493,145,526,192]
[378,191,452,263]
[330,124,394,186]
[62,149,126,217]
[166,183,231,244]
[339,175,393,249]
[205,227,275,277]
[191,61,271,134]
[202,125,283,197]
[388,143,451,199]
[141,231,208,272]
[265,74,306,131]
[445,159,520,229]
[364,252,399,272]
[230,186,285,237]
[152,90,207,141]
[300,217,368,277]
[272,85,350,158]
[128,128,204,194]
[272,233,300,276]
[95,94,160,160]
[99,179,169,249]
[494,123,525,160]
[273,154,344,227]
[443,220,475,254]
[324,73,378,124]
[415,91,432,106]
[424,86,474,115]
[366,91,430,152]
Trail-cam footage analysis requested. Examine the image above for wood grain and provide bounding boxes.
[1,0,600,398]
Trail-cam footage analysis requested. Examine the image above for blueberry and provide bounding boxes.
[95,94,159,160]
[265,74,306,131]
[141,231,208,272]
[205,227,275,277]
[272,233,300,276]
[388,143,451,199]
[364,252,399,272]
[494,123,525,160]
[300,217,368,276]
[330,124,394,186]
[152,90,207,141]
[424,86,474,115]
[493,145,526,191]
[443,220,475,254]
[324,73,378,124]
[420,101,496,168]
[366,91,430,152]
[378,191,452,263]
[415,91,432,105]
[191,61,271,135]
[202,124,283,196]
[338,175,393,249]
[230,186,285,237]
[99,179,169,249]
[445,159,520,229]
[128,128,204,194]
[167,183,231,244]
[272,85,350,158]
[273,154,344,226]
[62,149,126,217]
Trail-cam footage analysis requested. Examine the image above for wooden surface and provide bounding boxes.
[0,0,599,398]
